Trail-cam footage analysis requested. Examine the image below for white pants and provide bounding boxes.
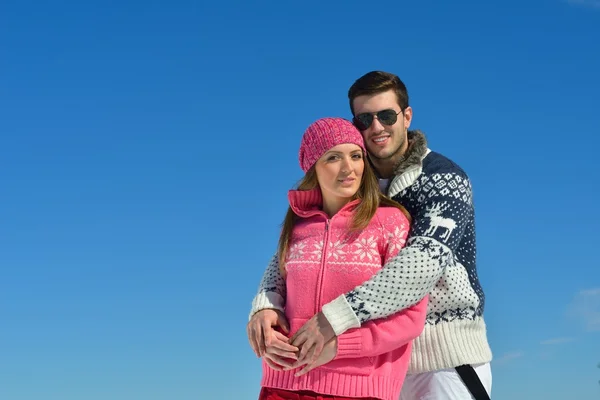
[399,363,492,400]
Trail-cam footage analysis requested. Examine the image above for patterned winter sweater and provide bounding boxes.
[250,130,493,374]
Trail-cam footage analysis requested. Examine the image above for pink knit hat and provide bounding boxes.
[298,117,366,172]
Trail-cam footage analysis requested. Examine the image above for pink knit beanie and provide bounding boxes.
[298,117,366,173]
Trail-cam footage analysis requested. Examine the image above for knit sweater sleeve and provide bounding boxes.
[326,207,428,357]
[322,170,471,335]
[334,296,427,359]
[248,254,287,320]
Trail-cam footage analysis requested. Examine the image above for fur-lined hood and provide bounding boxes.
[393,130,428,175]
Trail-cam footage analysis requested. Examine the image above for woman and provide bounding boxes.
[254,117,428,400]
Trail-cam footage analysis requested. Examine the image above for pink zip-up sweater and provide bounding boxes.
[261,188,428,400]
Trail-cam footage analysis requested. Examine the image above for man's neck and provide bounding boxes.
[371,159,396,179]
[371,149,407,179]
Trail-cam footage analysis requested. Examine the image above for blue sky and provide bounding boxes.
[1,0,599,399]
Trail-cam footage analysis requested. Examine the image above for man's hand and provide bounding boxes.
[290,311,335,365]
[247,309,291,357]
[293,337,338,376]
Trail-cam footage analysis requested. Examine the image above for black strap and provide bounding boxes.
[455,365,491,400]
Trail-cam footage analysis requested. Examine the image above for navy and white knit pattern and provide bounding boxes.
[343,151,485,326]
[259,255,286,295]
[249,254,287,318]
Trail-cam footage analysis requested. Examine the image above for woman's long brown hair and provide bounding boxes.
[277,155,410,276]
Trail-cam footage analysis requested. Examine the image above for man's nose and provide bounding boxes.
[370,115,385,132]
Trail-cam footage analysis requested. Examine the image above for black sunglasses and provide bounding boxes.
[353,109,403,131]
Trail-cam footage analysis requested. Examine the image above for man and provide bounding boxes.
[247,71,493,399]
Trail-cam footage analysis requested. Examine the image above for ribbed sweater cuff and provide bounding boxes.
[408,318,493,374]
[334,330,362,359]
[321,294,361,336]
[249,292,285,321]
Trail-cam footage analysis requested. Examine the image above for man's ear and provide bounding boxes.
[403,106,413,130]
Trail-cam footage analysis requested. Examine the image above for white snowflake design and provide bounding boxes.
[287,242,307,261]
[328,239,347,260]
[353,236,379,261]
[310,240,324,260]
[386,225,408,256]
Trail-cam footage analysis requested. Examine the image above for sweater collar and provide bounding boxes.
[386,130,431,197]
[287,188,360,218]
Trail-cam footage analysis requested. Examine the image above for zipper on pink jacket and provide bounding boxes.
[315,219,330,312]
